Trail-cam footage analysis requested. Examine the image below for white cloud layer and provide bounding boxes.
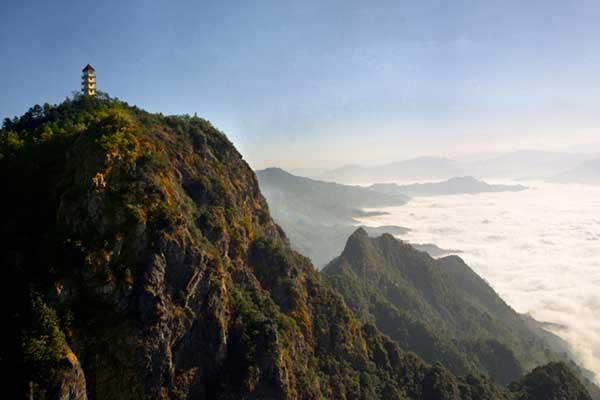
[358,181,600,383]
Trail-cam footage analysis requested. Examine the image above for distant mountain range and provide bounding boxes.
[257,168,528,266]
[411,242,463,257]
[463,150,595,181]
[368,176,527,197]
[550,158,600,184]
[256,167,408,266]
[316,151,599,184]
[256,167,407,224]
[320,156,458,183]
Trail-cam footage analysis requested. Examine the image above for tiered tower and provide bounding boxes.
[82,64,96,96]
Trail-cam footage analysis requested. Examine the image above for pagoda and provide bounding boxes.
[82,64,96,96]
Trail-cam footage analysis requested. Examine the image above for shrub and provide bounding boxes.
[22,294,69,380]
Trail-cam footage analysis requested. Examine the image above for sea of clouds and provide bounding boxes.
[358,181,600,383]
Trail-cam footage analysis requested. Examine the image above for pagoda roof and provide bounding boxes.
[82,64,95,72]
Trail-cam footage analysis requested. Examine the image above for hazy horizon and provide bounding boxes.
[268,145,600,174]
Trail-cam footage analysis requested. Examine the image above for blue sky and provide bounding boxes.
[1,0,600,168]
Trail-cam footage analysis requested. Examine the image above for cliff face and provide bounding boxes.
[0,97,592,400]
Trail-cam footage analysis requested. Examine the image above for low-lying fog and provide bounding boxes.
[357,181,600,383]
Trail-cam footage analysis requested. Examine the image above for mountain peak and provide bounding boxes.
[350,226,369,238]
[256,166,291,176]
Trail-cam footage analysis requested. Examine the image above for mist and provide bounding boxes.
[357,181,600,383]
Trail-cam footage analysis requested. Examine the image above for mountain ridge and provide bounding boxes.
[323,228,599,398]
[315,151,598,183]
[550,158,600,184]
[368,176,527,197]
[320,156,456,183]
